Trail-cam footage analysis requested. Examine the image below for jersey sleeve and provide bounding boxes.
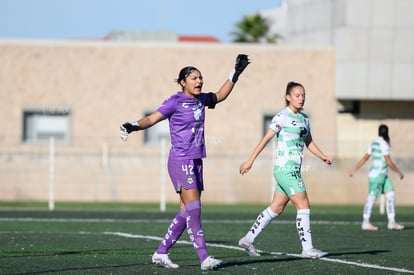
[366,144,373,155]
[268,112,283,134]
[200,92,217,109]
[157,94,177,118]
[209,93,218,109]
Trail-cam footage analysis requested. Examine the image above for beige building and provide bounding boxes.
[0,40,412,205]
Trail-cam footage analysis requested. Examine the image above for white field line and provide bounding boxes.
[106,231,414,274]
[2,217,414,273]
[105,231,414,274]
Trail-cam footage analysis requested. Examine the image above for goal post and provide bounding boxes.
[48,136,55,211]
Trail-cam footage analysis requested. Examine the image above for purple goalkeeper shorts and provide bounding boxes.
[168,158,204,193]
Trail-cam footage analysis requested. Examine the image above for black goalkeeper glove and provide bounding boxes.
[120,121,140,141]
[229,54,251,83]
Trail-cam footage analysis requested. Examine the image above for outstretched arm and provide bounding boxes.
[349,153,370,177]
[215,54,250,103]
[240,129,276,175]
[385,155,404,180]
[120,111,164,141]
[135,111,164,130]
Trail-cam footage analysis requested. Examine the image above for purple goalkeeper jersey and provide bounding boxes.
[157,91,216,160]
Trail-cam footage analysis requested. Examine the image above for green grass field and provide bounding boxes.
[0,202,413,274]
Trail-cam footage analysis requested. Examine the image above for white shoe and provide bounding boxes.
[200,256,223,270]
[388,222,404,230]
[152,252,179,269]
[301,248,328,259]
[238,237,260,256]
[362,222,378,231]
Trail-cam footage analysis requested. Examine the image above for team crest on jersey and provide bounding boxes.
[193,107,202,120]
[187,176,194,184]
[275,124,282,131]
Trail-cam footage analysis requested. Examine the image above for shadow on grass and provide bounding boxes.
[222,256,302,268]
[3,263,142,275]
[220,249,392,269]
[0,247,146,259]
[324,249,391,257]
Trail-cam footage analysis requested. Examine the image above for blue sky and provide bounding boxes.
[1,0,281,42]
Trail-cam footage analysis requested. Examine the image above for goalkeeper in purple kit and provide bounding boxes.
[120,54,250,270]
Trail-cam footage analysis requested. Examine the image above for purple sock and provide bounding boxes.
[156,209,187,254]
[185,200,209,262]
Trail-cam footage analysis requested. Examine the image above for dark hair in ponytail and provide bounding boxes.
[378,124,390,145]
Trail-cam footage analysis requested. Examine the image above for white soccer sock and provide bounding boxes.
[245,206,278,243]
[363,194,377,223]
[296,209,313,251]
[385,191,396,224]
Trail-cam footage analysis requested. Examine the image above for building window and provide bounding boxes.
[338,100,360,114]
[22,108,70,144]
[263,114,274,136]
[143,112,170,145]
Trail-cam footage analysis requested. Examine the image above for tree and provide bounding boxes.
[231,13,282,44]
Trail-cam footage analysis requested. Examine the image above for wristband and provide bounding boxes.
[228,70,235,84]
[130,121,140,131]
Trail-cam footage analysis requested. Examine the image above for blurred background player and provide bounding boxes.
[119,54,250,270]
[349,124,404,231]
[238,81,333,258]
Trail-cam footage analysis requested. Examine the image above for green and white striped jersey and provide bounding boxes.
[367,137,390,178]
[269,107,310,167]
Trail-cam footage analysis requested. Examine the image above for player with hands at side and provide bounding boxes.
[238,81,333,259]
[349,124,404,231]
[120,54,250,270]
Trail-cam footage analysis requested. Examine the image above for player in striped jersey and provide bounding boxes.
[349,124,404,231]
[238,81,333,259]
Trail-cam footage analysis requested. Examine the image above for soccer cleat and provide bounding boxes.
[361,222,378,231]
[152,252,179,269]
[238,237,261,256]
[200,256,223,270]
[388,222,404,230]
[301,248,328,259]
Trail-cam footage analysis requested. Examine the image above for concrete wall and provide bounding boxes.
[0,40,412,205]
[281,0,414,100]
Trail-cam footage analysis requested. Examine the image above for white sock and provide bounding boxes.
[363,194,377,223]
[296,209,313,251]
[245,206,277,243]
[386,191,396,224]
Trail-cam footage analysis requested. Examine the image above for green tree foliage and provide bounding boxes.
[231,13,282,44]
